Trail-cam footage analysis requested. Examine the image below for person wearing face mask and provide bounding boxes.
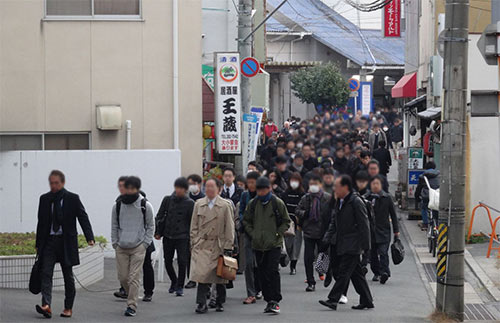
[264,118,278,139]
[112,176,154,317]
[155,177,195,297]
[243,177,291,314]
[280,173,306,275]
[295,175,332,292]
[364,176,399,284]
[187,174,205,202]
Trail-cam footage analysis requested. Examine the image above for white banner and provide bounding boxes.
[214,53,241,154]
[242,113,258,170]
[250,106,264,161]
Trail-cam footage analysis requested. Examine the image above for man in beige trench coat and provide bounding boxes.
[190,178,235,314]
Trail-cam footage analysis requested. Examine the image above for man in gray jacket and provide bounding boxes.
[111,176,154,317]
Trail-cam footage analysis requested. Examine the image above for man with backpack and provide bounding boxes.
[155,177,195,297]
[113,176,156,302]
[111,176,154,317]
[243,177,291,315]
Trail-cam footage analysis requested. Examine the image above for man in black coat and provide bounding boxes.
[35,170,94,318]
[319,175,373,311]
[371,140,392,176]
[365,175,399,284]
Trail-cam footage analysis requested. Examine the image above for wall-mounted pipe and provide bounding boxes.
[125,120,132,150]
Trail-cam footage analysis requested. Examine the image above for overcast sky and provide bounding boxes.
[321,0,383,29]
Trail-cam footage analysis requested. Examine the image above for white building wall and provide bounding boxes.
[0,150,181,241]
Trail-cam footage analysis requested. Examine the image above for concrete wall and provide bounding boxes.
[469,117,500,234]
[0,0,202,176]
[468,34,499,97]
[201,0,238,66]
[0,150,181,241]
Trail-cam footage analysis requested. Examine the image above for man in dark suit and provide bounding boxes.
[371,140,392,176]
[319,175,373,311]
[35,170,94,319]
[221,167,243,206]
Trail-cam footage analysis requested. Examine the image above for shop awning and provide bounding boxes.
[418,106,442,119]
[391,72,417,98]
[404,94,426,109]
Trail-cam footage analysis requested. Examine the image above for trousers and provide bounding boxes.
[244,234,261,297]
[370,242,391,277]
[255,247,282,303]
[304,237,322,285]
[196,283,226,305]
[40,235,75,309]
[163,237,190,289]
[116,244,146,311]
[284,229,302,262]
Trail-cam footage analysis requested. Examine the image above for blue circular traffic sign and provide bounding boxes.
[241,57,260,78]
[348,78,360,91]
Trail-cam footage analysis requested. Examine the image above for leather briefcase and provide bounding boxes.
[216,255,238,281]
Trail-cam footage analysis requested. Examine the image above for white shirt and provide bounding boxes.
[338,198,344,210]
[223,183,235,198]
[208,197,217,210]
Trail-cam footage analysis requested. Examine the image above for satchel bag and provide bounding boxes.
[314,252,330,275]
[284,221,296,237]
[423,176,440,211]
[29,254,42,295]
[391,238,405,265]
[216,255,238,281]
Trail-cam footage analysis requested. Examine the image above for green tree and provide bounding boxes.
[290,63,350,112]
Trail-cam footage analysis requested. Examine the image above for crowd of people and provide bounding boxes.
[33,107,406,318]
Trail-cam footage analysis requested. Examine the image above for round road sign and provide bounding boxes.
[348,78,360,91]
[241,57,260,78]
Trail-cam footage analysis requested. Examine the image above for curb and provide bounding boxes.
[463,248,500,302]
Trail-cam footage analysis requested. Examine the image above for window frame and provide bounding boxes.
[44,0,142,21]
[0,132,92,150]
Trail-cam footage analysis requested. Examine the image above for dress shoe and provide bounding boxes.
[60,309,72,318]
[319,299,337,311]
[114,288,128,299]
[380,273,389,284]
[184,281,196,289]
[243,296,256,304]
[305,284,315,292]
[36,304,52,318]
[215,303,224,312]
[351,303,374,310]
[195,303,208,314]
[372,275,380,282]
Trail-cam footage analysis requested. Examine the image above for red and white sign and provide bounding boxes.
[383,0,401,38]
[241,57,260,78]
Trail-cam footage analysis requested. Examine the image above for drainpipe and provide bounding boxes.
[125,120,132,150]
[290,32,306,62]
[173,0,179,150]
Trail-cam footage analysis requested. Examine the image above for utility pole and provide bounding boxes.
[436,0,469,321]
[238,0,253,115]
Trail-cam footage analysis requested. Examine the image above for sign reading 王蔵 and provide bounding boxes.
[214,53,241,154]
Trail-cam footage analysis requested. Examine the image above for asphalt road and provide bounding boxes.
[0,232,432,323]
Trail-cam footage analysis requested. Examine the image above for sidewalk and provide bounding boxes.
[400,213,500,321]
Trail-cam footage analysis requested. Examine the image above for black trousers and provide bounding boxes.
[163,237,189,289]
[143,243,155,295]
[370,241,390,277]
[196,283,226,305]
[255,247,282,303]
[329,246,349,296]
[327,253,373,306]
[304,237,322,285]
[40,236,75,309]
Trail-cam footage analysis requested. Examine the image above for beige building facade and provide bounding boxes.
[0,0,202,175]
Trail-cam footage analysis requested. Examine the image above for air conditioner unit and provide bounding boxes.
[96,105,122,130]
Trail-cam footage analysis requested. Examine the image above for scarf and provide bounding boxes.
[121,193,139,205]
[49,188,67,233]
[258,192,272,204]
[309,191,323,222]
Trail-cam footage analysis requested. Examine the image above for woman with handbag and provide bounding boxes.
[190,178,235,314]
[280,172,305,275]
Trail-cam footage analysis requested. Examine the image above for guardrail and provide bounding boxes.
[467,202,500,258]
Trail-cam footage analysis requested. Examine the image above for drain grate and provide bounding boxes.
[464,303,497,321]
[423,263,436,282]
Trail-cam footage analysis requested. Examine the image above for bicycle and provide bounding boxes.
[427,208,439,257]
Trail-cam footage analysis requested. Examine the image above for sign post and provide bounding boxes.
[348,78,360,114]
[214,53,242,154]
[241,57,260,78]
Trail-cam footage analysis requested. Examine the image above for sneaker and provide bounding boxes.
[319,274,325,281]
[215,303,224,312]
[256,291,263,300]
[269,302,280,314]
[168,284,176,294]
[208,299,217,309]
[176,288,184,297]
[339,295,348,304]
[124,307,136,317]
[305,284,316,292]
[263,302,272,313]
[142,294,153,302]
[114,288,128,299]
[195,303,208,314]
[290,268,297,275]
[184,281,196,289]
[372,275,380,282]
[380,273,389,284]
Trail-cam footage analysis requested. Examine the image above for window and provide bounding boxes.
[44,134,90,150]
[0,133,90,151]
[45,0,140,18]
[0,135,43,151]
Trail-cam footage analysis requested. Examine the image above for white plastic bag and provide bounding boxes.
[424,176,440,211]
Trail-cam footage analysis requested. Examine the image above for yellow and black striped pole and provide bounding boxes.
[436,223,448,279]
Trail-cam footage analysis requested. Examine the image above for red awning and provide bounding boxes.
[391,72,417,98]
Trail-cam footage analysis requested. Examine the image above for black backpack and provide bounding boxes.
[116,197,148,229]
